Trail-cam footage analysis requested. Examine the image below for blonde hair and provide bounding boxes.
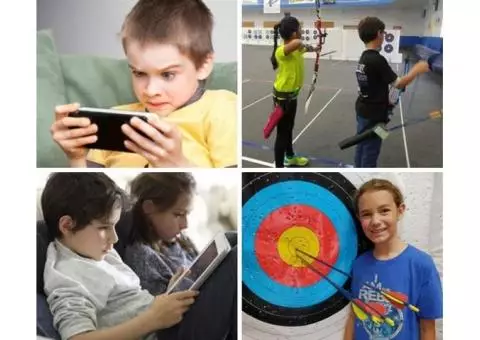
[354,178,404,212]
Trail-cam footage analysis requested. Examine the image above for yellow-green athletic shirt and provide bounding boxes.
[273,44,305,94]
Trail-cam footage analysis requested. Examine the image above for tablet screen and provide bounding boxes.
[170,240,218,292]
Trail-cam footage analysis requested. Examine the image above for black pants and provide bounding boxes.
[156,238,237,340]
[274,98,297,167]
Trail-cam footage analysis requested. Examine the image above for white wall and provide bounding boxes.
[243,7,426,36]
[423,0,443,36]
[243,172,443,340]
[37,0,237,62]
[36,170,238,249]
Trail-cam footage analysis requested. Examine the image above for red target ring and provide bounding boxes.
[254,204,339,288]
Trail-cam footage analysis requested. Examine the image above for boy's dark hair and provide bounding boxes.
[357,17,385,44]
[121,0,214,69]
[271,16,300,70]
[41,173,127,241]
[128,173,197,257]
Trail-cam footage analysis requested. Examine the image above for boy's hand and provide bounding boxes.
[413,60,430,75]
[50,103,97,165]
[122,116,191,167]
[146,290,199,330]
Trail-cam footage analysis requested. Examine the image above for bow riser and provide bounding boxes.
[304,0,326,114]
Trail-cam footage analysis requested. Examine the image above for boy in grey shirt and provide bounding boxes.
[41,173,237,340]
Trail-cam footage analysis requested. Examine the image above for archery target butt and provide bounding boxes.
[242,173,373,338]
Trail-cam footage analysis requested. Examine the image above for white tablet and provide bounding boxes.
[167,232,232,293]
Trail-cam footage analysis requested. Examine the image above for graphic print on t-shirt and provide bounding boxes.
[356,63,369,99]
[355,274,405,339]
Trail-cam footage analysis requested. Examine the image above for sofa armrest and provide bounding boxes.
[37,30,69,168]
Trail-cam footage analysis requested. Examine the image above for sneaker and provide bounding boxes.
[284,155,309,167]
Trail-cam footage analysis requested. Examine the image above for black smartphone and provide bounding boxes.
[70,107,155,153]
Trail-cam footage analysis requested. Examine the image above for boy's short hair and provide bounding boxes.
[41,173,127,240]
[357,17,385,44]
[121,0,214,69]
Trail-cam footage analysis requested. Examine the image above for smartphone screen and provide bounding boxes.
[71,109,150,152]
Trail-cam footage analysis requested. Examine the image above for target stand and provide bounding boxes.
[242,173,373,327]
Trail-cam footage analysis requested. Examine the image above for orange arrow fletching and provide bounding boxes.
[382,290,420,313]
[381,291,406,309]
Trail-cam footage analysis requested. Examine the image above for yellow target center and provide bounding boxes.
[277,226,320,267]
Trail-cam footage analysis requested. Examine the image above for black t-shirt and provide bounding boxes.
[355,49,398,123]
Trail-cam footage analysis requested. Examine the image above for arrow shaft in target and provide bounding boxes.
[296,248,351,277]
[296,252,391,326]
[296,248,419,313]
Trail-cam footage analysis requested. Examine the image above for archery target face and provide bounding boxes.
[242,28,248,44]
[260,28,269,46]
[380,30,402,63]
[385,33,395,43]
[265,29,274,46]
[243,173,373,331]
[384,44,394,53]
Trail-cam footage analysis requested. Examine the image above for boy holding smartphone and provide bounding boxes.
[50,0,237,168]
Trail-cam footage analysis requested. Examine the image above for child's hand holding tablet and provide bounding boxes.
[167,232,232,294]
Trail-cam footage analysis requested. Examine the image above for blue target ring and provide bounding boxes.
[242,173,373,327]
[243,180,357,308]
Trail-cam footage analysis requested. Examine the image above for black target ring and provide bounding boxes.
[384,44,394,53]
[385,33,395,43]
[242,172,373,326]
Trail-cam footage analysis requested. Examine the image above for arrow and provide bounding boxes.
[295,248,420,313]
[364,282,420,313]
[295,250,395,327]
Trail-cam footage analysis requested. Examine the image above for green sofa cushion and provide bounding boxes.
[61,55,137,108]
[36,30,69,167]
[61,57,237,108]
[206,62,237,93]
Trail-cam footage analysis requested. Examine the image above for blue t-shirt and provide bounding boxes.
[351,245,442,340]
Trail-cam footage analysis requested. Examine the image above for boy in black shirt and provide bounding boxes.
[354,17,430,167]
